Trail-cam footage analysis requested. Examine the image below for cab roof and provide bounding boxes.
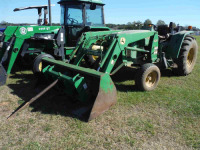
[58,0,104,5]
[13,5,48,12]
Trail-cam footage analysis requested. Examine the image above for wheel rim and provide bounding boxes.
[145,71,158,88]
[92,55,99,61]
[39,62,42,72]
[187,48,195,68]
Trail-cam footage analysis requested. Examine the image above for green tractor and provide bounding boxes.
[0,4,53,49]
[0,4,62,85]
[2,0,198,121]
[38,28,198,121]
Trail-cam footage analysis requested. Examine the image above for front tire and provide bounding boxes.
[173,36,198,76]
[33,54,55,76]
[135,63,161,91]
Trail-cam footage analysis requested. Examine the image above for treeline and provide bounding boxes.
[1,19,199,31]
[106,19,200,31]
[0,21,60,27]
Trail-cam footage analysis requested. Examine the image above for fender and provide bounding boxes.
[165,31,194,59]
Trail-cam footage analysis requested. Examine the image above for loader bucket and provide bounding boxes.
[42,58,117,121]
[0,64,7,86]
[88,74,117,121]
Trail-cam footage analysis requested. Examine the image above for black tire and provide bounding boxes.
[33,54,54,75]
[135,63,161,91]
[173,36,198,76]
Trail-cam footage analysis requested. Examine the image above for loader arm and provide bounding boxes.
[74,30,158,74]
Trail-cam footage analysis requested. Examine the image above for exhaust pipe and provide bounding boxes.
[48,0,52,26]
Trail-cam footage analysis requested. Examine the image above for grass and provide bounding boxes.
[0,36,200,149]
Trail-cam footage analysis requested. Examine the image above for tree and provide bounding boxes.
[144,19,152,27]
[0,20,7,25]
[172,22,176,28]
[157,20,166,26]
[134,21,143,29]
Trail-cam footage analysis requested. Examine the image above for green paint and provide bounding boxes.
[1,26,61,74]
[0,26,18,59]
[165,31,194,59]
[41,29,161,102]
[42,57,116,102]
[150,33,159,62]
[99,74,115,93]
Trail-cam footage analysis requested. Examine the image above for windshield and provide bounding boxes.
[61,4,83,26]
[60,3,104,26]
[85,4,104,26]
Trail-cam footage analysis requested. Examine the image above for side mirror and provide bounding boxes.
[90,4,96,10]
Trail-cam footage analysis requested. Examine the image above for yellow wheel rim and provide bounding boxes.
[39,62,42,72]
[187,48,195,68]
[92,55,99,61]
[145,71,158,88]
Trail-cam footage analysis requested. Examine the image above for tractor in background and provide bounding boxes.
[0,4,51,48]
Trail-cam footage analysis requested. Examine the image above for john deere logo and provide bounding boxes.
[20,27,27,35]
[120,37,126,45]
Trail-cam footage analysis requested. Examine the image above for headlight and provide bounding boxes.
[34,33,55,40]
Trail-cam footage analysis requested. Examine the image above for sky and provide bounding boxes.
[0,0,199,28]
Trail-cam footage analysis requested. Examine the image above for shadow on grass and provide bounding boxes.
[7,66,178,121]
[112,67,179,92]
[112,67,137,82]
[7,73,92,122]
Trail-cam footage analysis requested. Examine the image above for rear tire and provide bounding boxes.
[33,54,54,76]
[135,63,161,91]
[173,36,198,76]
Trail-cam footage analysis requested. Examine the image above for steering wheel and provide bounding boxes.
[68,17,79,25]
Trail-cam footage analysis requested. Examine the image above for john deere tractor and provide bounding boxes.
[1,0,198,121]
[36,1,198,121]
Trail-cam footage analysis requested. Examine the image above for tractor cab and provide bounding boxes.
[14,5,51,25]
[58,0,110,46]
